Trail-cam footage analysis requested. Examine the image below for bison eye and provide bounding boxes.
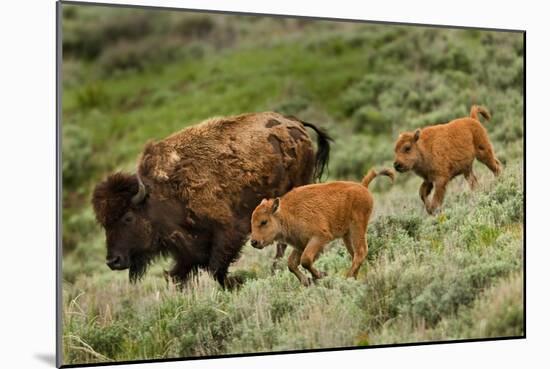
[404,146,411,153]
[260,220,268,226]
[122,213,134,224]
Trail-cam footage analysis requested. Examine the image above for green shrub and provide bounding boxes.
[470,272,524,337]
[75,83,111,110]
[63,207,97,254]
[62,124,94,188]
[352,106,392,134]
[98,37,188,76]
[273,95,311,116]
[81,322,126,360]
[173,15,216,39]
[328,133,394,180]
[63,7,155,60]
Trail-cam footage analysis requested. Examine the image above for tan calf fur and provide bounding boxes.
[250,168,394,286]
[393,105,501,214]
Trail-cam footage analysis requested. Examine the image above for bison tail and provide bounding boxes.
[301,121,333,181]
[470,105,491,122]
[361,168,395,188]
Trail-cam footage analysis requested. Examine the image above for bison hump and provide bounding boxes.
[137,112,315,225]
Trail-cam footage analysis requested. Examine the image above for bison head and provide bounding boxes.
[393,129,421,173]
[92,172,156,282]
[250,198,282,249]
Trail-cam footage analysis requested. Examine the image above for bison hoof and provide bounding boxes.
[224,275,245,290]
[300,277,313,287]
[163,270,180,286]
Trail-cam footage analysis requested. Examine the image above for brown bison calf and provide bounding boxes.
[393,105,502,214]
[249,168,394,286]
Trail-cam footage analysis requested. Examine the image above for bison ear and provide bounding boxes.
[271,198,280,214]
[414,129,421,142]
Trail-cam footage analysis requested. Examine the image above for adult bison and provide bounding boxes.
[92,112,332,288]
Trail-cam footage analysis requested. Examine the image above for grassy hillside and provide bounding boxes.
[61,4,524,365]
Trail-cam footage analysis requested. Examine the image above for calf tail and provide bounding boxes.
[361,168,395,188]
[470,105,491,122]
[300,121,333,181]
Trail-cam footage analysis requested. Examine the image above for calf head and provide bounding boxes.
[250,198,282,249]
[92,172,155,282]
[393,129,421,173]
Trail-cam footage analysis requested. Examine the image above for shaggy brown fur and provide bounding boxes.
[393,105,501,214]
[92,112,332,287]
[250,168,394,286]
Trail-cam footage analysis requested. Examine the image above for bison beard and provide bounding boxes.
[129,251,156,283]
[128,247,181,284]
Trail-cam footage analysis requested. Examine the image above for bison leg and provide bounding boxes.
[208,229,246,289]
[211,263,245,290]
[419,181,434,206]
[288,248,311,286]
[427,178,449,215]
[300,236,329,281]
[168,263,199,288]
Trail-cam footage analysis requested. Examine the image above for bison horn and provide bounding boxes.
[131,175,147,205]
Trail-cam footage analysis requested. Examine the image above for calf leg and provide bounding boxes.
[346,222,368,279]
[288,248,311,286]
[419,181,434,206]
[275,243,287,258]
[271,242,288,270]
[343,232,354,258]
[300,236,329,281]
[475,137,502,176]
[464,167,478,190]
[427,177,449,215]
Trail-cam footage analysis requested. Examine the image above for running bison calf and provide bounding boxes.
[92,112,332,288]
[393,105,502,214]
[249,168,394,286]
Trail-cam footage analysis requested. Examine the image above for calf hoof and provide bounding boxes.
[316,271,328,279]
[271,259,284,272]
[300,277,313,287]
[426,205,440,215]
[345,271,358,279]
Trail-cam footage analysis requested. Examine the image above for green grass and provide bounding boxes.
[61,4,524,365]
[62,165,524,364]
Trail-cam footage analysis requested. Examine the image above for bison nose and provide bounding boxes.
[106,256,122,270]
[393,162,402,171]
[251,240,259,248]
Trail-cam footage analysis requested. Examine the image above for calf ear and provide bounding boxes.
[271,198,280,214]
[414,129,421,142]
